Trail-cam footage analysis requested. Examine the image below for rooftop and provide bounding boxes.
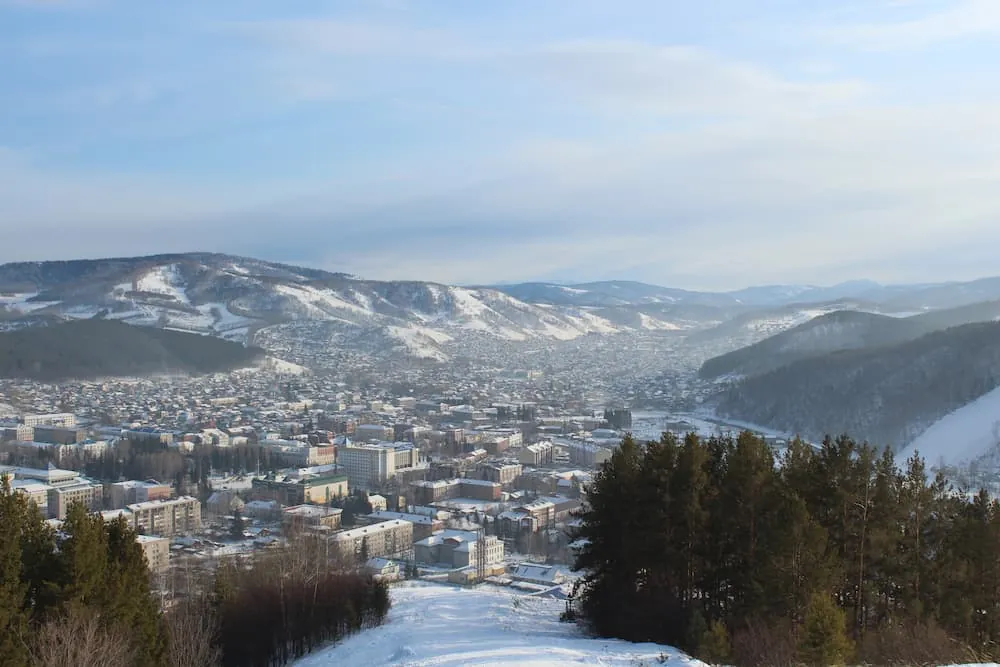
[333,519,412,541]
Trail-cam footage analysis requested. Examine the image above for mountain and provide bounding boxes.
[713,321,1000,449]
[292,583,701,667]
[489,280,735,308]
[896,385,1000,468]
[0,254,689,364]
[0,319,264,380]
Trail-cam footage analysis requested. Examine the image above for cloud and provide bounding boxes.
[522,40,867,118]
[829,0,1000,49]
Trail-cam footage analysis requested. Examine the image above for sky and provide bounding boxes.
[2,0,1000,290]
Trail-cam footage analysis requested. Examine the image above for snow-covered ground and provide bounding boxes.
[294,583,703,667]
[898,386,1000,467]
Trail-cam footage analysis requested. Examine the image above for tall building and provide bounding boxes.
[110,480,172,509]
[337,442,420,490]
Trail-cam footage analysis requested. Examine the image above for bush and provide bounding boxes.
[730,619,796,667]
[856,620,973,666]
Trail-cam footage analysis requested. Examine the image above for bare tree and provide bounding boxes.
[31,609,134,667]
[165,599,222,667]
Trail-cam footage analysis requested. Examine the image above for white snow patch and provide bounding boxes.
[449,288,490,318]
[638,313,681,331]
[136,264,189,304]
[274,284,372,318]
[386,326,450,361]
[898,386,1000,468]
[558,286,589,295]
[293,583,704,667]
[0,293,58,313]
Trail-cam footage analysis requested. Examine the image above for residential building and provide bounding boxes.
[364,510,444,541]
[23,413,76,428]
[48,482,101,519]
[411,478,502,505]
[518,442,555,467]
[11,480,50,514]
[137,535,170,574]
[262,439,337,467]
[110,480,172,509]
[354,424,392,441]
[337,442,419,490]
[479,463,523,486]
[283,504,343,533]
[413,530,504,569]
[127,496,201,537]
[365,557,401,582]
[32,426,85,445]
[511,563,568,587]
[332,519,413,561]
[252,470,349,506]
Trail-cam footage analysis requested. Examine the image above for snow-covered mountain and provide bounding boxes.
[0,254,689,362]
[293,583,703,667]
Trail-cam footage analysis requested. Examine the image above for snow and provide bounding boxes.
[450,287,490,318]
[136,264,189,304]
[898,385,1000,467]
[293,583,703,667]
[274,284,372,318]
[558,286,590,295]
[0,292,58,313]
[638,313,680,331]
[386,326,450,361]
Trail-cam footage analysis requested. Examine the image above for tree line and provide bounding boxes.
[0,480,390,666]
[571,432,1000,666]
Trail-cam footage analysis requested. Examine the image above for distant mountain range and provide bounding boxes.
[0,319,264,381]
[3,253,1000,366]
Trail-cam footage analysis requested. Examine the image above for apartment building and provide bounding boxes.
[337,442,420,491]
[137,535,170,574]
[110,480,172,509]
[23,413,76,428]
[413,530,504,569]
[518,441,555,467]
[332,519,413,561]
[411,478,502,505]
[282,504,343,534]
[48,483,101,519]
[252,471,348,505]
[479,463,523,486]
[127,496,201,537]
[364,509,444,541]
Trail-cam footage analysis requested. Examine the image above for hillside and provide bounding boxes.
[0,319,264,380]
[293,583,702,667]
[897,385,1000,468]
[699,311,926,379]
[713,321,1000,449]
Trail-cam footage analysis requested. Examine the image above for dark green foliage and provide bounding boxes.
[571,430,1000,665]
[229,509,245,540]
[0,319,264,381]
[715,320,1000,448]
[0,483,165,665]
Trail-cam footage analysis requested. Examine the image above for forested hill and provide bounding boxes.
[713,320,1000,449]
[698,310,926,379]
[0,319,263,380]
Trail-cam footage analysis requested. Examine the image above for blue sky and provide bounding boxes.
[2,0,1000,289]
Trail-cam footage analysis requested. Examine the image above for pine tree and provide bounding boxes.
[0,480,31,667]
[229,509,245,541]
[797,592,853,667]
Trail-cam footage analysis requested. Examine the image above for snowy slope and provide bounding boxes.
[898,385,1000,467]
[294,583,704,667]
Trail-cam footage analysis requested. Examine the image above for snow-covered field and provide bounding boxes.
[294,583,703,667]
[898,385,1000,467]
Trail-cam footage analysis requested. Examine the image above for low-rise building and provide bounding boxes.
[110,480,172,509]
[48,482,100,520]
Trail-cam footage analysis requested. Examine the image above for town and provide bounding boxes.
[0,366,722,606]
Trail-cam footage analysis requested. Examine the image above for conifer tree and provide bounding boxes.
[0,480,31,667]
[798,592,853,666]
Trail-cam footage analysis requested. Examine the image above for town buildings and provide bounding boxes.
[337,442,420,490]
[252,469,349,505]
[413,530,504,569]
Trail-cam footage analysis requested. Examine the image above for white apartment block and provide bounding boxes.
[23,413,76,428]
[332,519,413,561]
[338,442,419,490]
[127,496,201,537]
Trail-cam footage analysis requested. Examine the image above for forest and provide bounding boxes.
[0,481,389,667]
[571,431,1000,666]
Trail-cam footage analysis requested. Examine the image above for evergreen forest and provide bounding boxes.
[571,432,1000,666]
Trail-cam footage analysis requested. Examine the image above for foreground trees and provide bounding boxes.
[0,481,390,666]
[572,432,1000,665]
